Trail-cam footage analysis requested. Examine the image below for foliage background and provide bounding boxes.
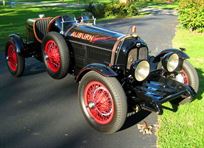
[178,0,204,32]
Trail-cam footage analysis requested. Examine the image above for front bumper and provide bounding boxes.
[131,71,196,114]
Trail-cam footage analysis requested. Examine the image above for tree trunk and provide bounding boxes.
[119,0,129,4]
[3,0,6,6]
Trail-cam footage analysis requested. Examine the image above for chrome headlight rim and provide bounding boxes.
[131,60,150,82]
[162,53,180,73]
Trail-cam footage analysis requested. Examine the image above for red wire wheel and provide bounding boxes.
[5,39,25,77]
[44,40,61,73]
[7,43,18,72]
[173,60,199,104]
[79,71,127,134]
[180,69,190,85]
[84,81,114,125]
[42,32,70,79]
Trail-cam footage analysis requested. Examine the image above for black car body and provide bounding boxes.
[5,15,199,133]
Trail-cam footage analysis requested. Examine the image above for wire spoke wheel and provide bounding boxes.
[180,69,190,85]
[79,71,127,133]
[44,40,61,73]
[7,43,18,72]
[173,60,199,104]
[42,32,70,79]
[175,69,190,85]
[84,81,114,125]
[6,38,25,77]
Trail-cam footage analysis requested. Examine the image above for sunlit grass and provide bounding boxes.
[147,2,178,10]
[0,6,84,51]
[158,28,204,148]
[7,0,112,4]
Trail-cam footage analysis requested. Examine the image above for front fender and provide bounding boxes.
[153,48,189,62]
[76,63,118,82]
[7,34,24,55]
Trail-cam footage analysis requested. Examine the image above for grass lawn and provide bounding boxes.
[0,0,178,51]
[158,28,204,147]
[134,1,178,10]
[146,2,178,10]
[0,6,84,51]
[7,0,112,3]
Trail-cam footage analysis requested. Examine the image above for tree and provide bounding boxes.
[3,0,6,6]
[119,0,129,4]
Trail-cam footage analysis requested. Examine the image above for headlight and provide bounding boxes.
[162,53,179,72]
[132,60,150,81]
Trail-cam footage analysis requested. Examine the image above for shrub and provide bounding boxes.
[128,3,139,16]
[105,3,139,17]
[85,2,139,18]
[178,0,204,32]
[85,2,106,18]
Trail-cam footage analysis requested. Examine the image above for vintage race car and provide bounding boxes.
[5,14,199,134]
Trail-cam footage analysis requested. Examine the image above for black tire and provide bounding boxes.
[175,60,199,104]
[42,32,70,79]
[5,40,25,77]
[78,71,127,134]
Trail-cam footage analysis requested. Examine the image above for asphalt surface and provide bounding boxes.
[0,13,177,148]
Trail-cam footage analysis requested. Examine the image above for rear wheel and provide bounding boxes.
[174,60,199,104]
[42,32,70,79]
[5,40,25,77]
[78,71,127,134]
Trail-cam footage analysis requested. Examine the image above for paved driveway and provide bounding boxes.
[0,13,177,148]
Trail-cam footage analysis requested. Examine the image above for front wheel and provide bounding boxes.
[174,60,199,104]
[78,71,127,134]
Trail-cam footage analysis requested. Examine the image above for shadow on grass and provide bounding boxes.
[195,68,204,100]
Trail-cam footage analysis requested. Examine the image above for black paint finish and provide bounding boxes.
[6,15,196,116]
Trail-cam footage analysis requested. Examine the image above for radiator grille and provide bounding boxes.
[138,47,148,60]
[127,47,148,69]
[71,42,111,69]
[87,47,111,64]
[72,43,85,68]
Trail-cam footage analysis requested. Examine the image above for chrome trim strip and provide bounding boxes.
[91,25,125,37]
[110,35,129,66]
[65,25,77,36]
[69,40,111,52]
